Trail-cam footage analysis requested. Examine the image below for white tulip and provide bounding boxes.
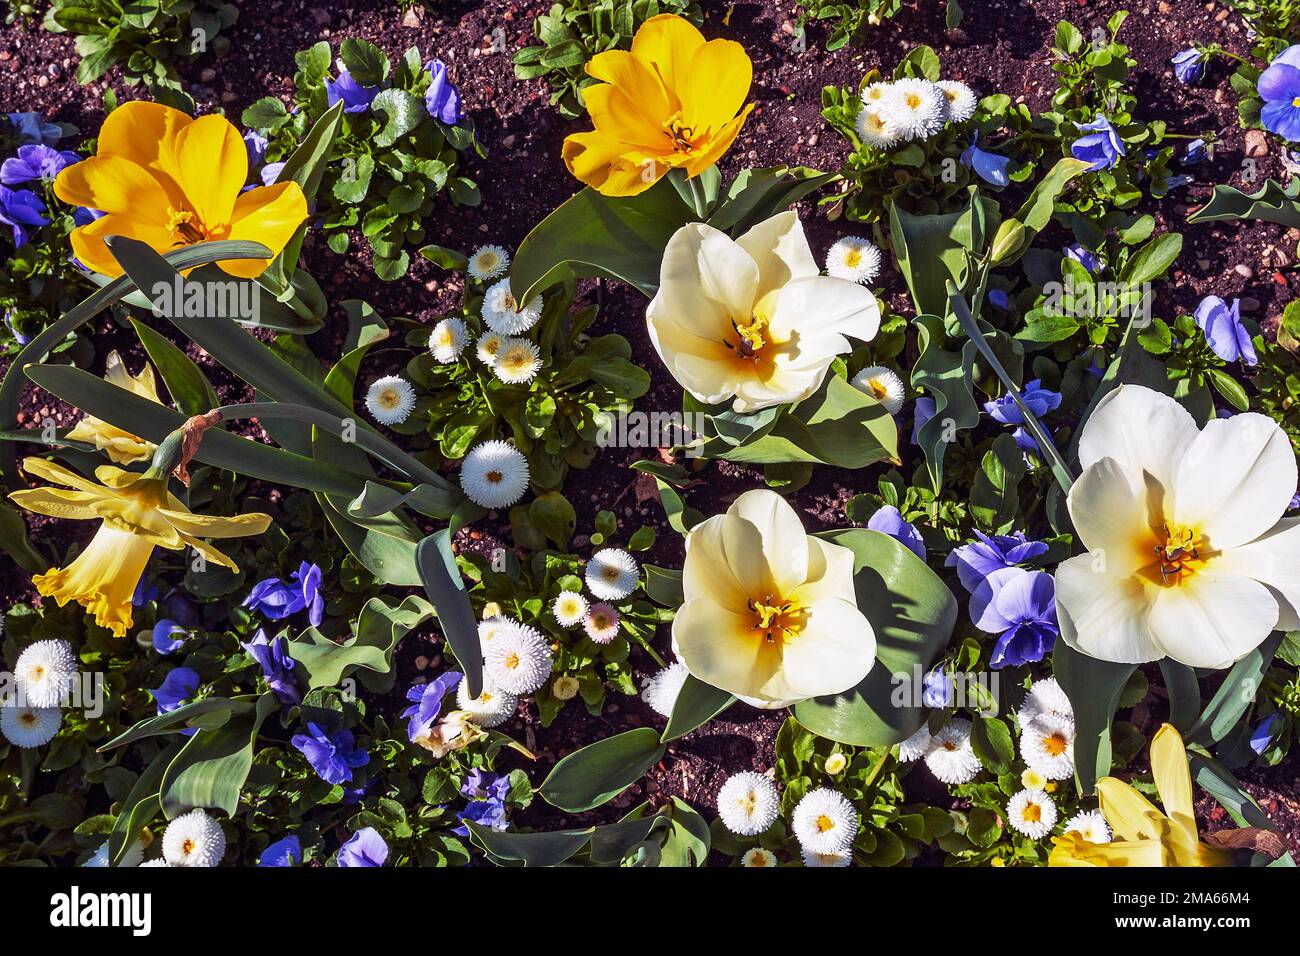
[1056,385,1300,669]
[646,212,881,413]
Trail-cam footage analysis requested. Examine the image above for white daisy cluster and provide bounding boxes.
[715,771,781,837]
[1018,678,1076,781]
[641,659,689,717]
[483,618,554,695]
[850,365,905,414]
[582,602,621,645]
[83,834,149,868]
[456,676,518,728]
[482,278,543,335]
[162,808,226,867]
[855,76,977,149]
[459,439,530,509]
[365,375,417,426]
[0,639,76,749]
[792,787,857,864]
[921,717,982,784]
[551,590,589,629]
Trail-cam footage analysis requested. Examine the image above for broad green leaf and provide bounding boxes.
[1053,641,1135,794]
[1188,632,1284,747]
[129,318,219,416]
[539,727,666,811]
[160,694,277,818]
[288,594,434,693]
[911,313,981,489]
[661,676,734,743]
[98,699,253,752]
[416,532,483,698]
[1187,178,1300,229]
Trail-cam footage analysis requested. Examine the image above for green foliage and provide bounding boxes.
[514,0,702,118]
[796,0,908,51]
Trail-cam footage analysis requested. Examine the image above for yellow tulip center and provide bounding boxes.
[1147,522,1206,586]
[749,595,806,644]
[165,207,210,244]
[662,111,699,153]
[727,290,782,361]
[1022,803,1042,823]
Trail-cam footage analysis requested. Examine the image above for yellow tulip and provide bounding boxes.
[1049,724,1232,867]
[65,351,162,464]
[647,212,881,412]
[672,489,876,708]
[9,456,271,638]
[562,14,754,196]
[54,101,308,279]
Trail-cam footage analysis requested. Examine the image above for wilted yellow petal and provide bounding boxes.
[156,507,272,538]
[8,487,106,521]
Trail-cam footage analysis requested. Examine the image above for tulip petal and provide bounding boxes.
[1172,412,1297,550]
[768,276,880,343]
[680,37,752,134]
[172,114,248,229]
[561,129,658,197]
[1212,518,1300,630]
[682,513,749,607]
[584,50,671,140]
[672,596,781,700]
[69,213,177,278]
[777,596,876,700]
[1055,552,1162,663]
[1150,724,1197,834]
[791,535,858,605]
[1097,777,1165,842]
[54,154,173,217]
[583,83,673,152]
[1066,456,1152,576]
[723,488,810,596]
[97,100,192,180]
[681,106,752,176]
[223,181,309,278]
[629,13,706,100]
[1077,385,1199,496]
[1147,569,1278,669]
[735,211,819,303]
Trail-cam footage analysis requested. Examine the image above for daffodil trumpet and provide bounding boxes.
[8,419,272,639]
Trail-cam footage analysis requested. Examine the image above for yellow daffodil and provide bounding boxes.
[1056,385,1300,669]
[647,212,881,413]
[1050,724,1232,867]
[54,101,307,279]
[562,14,754,196]
[9,456,270,638]
[64,351,162,463]
[673,489,876,708]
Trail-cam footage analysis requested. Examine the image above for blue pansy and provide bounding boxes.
[6,112,62,146]
[911,396,936,446]
[402,670,463,742]
[1250,713,1280,756]
[243,561,324,626]
[337,827,388,867]
[1258,45,1300,142]
[152,620,189,655]
[1183,138,1208,165]
[960,132,1011,186]
[291,722,369,785]
[866,505,926,560]
[987,288,1010,310]
[1064,243,1102,273]
[982,379,1061,425]
[921,669,954,708]
[968,567,1058,668]
[1071,115,1125,171]
[1,144,80,186]
[1170,48,1204,85]
[0,185,47,246]
[241,629,301,705]
[1193,295,1257,366]
[151,667,200,727]
[325,69,380,113]
[1011,426,1040,456]
[945,530,1048,594]
[258,835,302,867]
[424,59,462,124]
[454,769,512,835]
[243,130,268,168]
[260,161,286,187]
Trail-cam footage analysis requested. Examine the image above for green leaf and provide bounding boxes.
[129,318,219,416]
[1118,232,1183,285]
[0,497,47,572]
[661,676,734,743]
[510,176,693,304]
[530,492,577,549]
[416,532,484,698]
[539,728,666,811]
[1159,659,1201,733]
[339,37,389,86]
[99,699,252,752]
[1052,641,1136,794]
[1187,178,1300,229]
[989,158,1091,266]
[371,89,424,148]
[792,529,957,746]
[160,694,277,818]
[970,433,1027,532]
[1188,632,1284,747]
[889,188,995,317]
[910,313,981,489]
[288,594,434,692]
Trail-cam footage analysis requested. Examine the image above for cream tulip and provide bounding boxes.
[672,489,877,707]
[646,212,881,413]
[1056,385,1300,669]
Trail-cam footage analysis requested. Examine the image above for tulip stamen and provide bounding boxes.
[748,596,804,643]
[661,111,698,153]
[166,207,207,244]
[1152,523,1202,585]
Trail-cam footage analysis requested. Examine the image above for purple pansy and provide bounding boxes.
[1064,243,1102,273]
[0,185,47,246]
[258,835,302,867]
[402,670,463,743]
[424,59,462,124]
[983,379,1061,425]
[1193,295,1257,366]
[922,669,954,708]
[325,69,380,113]
[6,112,61,146]
[1071,115,1125,171]
[260,161,286,187]
[243,561,324,627]
[945,530,1048,594]
[243,129,268,168]
[151,620,189,655]
[151,667,200,715]
[960,132,1011,186]
[1183,138,1208,165]
[291,722,369,785]
[1258,45,1300,142]
[336,827,388,867]
[241,629,301,705]
[911,396,937,446]
[1250,713,1281,756]
[987,288,1010,310]
[866,505,926,560]
[1,145,80,186]
[969,567,1059,668]
[1171,48,1204,85]
[454,769,511,835]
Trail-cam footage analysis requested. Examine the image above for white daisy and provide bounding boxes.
[14,638,76,707]
[585,547,639,601]
[482,278,543,334]
[641,659,689,717]
[551,590,588,628]
[742,847,778,867]
[138,858,171,867]
[885,78,946,140]
[429,318,467,363]
[855,106,901,149]
[826,236,882,285]
[475,331,504,365]
[897,723,931,762]
[1018,677,1073,726]
[850,365,905,414]
[924,718,982,784]
[1020,713,1076,780]
[1006,788,1057,839]
[801,847,852,867]
[860,80,895,109]
[492,337,542,384]
[792,788,858,854]
[483,619,553,695]
[0,704,61,748]
[460,440,530,509]
[478,618,505,645]
[364,375,416,426]
[83,836,146,868]
[162,808,226,867]
[716,771,781,836]
[936,80,977,123]
[467,244,510,282]
[456,677,518,728]
[1063,809,1112,844]
[582,603,621,645]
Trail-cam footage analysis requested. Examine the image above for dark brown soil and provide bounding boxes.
[1,0,1298,852]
